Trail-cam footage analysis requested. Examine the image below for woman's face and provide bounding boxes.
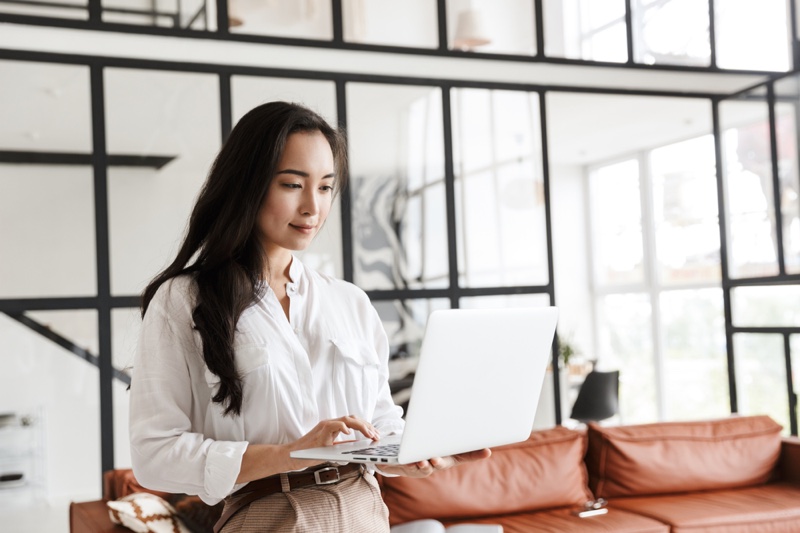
[257,130,336,258]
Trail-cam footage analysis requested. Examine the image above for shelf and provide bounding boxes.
[0,408,46,508]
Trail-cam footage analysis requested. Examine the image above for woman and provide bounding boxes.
[129,101,489,532]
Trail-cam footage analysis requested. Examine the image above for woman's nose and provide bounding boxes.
[301,189,319,215]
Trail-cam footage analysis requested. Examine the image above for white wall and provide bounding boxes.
[551,163,593,358]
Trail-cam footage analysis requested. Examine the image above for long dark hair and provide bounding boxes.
[141,102,348,416]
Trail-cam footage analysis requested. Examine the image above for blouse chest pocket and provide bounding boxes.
[331,339,381,415]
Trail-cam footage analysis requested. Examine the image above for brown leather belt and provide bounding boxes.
[213,463,363,533]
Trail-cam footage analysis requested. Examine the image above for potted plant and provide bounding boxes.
[558,336,579,369]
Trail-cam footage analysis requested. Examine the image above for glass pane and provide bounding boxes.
[772,81,800,274]
[731,285,800,327]
[734,334,790,435]
[102,0,211,30]
[589,159,645,286]
[111,307,140,371]
[0,60,96,299]
[452,89,548,288]
[374,298,450,408]
[715,0,791,71]
[650,135,721,284]
[0,0,87,19]
[0,60,92,152]
[105,68,220,296]
[24,310,99,356]
[459,293,551,309]
[0,312,102,505]
[596,293,656,423]
[348,83,448,290]
[111,308,137,468]
[0,165,97,298]
[661,288,729,421]
[719,99,780,278]
[228,0,332,40]
[543,0,627,62]
[631,0,710,67]
[231,76,342,278]
[114,380,132,469]
[375,298,450,362]
[343,0,438,48]
[446,0,535,55]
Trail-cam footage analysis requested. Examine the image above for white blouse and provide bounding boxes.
[129,257,405,505]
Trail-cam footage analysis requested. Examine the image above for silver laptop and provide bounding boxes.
[290,307,559,465]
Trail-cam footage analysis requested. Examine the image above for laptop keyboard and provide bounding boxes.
[342,444,400,456]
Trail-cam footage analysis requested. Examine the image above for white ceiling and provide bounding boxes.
[546,92,714,166]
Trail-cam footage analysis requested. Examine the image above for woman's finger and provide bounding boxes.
[336,415,380,440]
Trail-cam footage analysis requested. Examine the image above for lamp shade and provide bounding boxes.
[452,8,491,50]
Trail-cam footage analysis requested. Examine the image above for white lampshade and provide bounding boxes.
[452,8,491,51]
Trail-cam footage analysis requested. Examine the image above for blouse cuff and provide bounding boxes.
[203,440,249,500]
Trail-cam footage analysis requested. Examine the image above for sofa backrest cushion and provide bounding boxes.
[586,415,782,498]
[379,427,593,525]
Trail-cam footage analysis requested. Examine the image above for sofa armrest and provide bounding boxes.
[779,437,800,485]
[103,469,170,500]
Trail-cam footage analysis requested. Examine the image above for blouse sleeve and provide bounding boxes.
[129,282,247,504]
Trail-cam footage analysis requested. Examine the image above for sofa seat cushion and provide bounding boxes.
[380,427,593,525]
[587,415,782,498]
[609,482,800,532]
[440,507,668,533]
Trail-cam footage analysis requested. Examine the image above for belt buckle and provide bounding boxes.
[313,466,340,486]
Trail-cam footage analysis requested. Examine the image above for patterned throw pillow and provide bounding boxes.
[108,492,192,533]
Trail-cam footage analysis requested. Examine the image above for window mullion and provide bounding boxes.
[639,149,667,421]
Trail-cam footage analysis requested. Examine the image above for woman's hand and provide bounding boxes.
[237,415,380,483]
[376,448,491,478]
[285,415,380,469]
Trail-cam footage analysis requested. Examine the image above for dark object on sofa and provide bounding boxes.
[569,370,619,423]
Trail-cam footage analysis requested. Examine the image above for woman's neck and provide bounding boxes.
[265,251,293,288]
[265,252,293,321]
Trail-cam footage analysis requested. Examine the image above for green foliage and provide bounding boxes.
[558,336,578,366]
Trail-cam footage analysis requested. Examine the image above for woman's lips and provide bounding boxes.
[290,224,316,234]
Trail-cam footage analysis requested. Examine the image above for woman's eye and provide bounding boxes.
[320,185,334,192]
[282,183,302,189]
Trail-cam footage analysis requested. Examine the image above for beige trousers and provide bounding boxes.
[220,470,390,533]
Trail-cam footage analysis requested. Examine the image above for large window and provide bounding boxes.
[718,77,800,436]
[587,136,728,424]
[548,91,727,424]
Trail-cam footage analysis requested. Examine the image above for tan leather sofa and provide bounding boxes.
[379,415,800,532]
[71,415,800,533]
